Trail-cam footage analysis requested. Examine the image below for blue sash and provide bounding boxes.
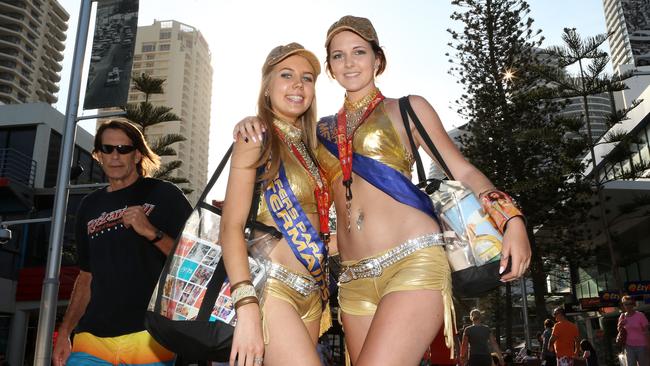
[317,115,438,220]
[264,164,329,301]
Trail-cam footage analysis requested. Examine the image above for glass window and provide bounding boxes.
[45,131,61,187]
[76,150,93,184]
[159,31,171,40]
[159,44,170,51]
[5,126,36,157]
[141,43,155,52]
[640,257,650,281]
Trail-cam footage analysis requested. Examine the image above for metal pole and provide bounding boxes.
[33,1,93,364]
[520,277,531,350]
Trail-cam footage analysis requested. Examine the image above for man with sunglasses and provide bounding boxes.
[53,120,192,366]
[618,296,649,366]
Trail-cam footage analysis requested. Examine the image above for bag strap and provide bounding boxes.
[398,96,455,180]
[399,97,426,182]
[196,144,234,207]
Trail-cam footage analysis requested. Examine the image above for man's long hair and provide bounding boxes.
[93,120,160,177]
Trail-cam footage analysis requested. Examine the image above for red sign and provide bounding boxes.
[580,297,602,310]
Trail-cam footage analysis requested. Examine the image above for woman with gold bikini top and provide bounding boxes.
[220,43,332,366]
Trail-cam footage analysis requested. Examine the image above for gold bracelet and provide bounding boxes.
[234,296,259,310]
[230,279,253,292]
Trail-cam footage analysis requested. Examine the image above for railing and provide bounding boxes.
[0,148,36,187]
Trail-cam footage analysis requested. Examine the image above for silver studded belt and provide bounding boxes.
[267,262,319,297]
[338,233,445,284]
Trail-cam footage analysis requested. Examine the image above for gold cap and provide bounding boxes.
[325,15,378,48]
[264,42,321,76]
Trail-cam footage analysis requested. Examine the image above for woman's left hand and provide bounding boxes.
[498,217,531,282]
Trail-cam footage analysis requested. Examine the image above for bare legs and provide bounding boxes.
[341,289,444,366]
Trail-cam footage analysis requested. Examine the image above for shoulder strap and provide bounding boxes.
[398,96,454,180]
[399,97,426,182]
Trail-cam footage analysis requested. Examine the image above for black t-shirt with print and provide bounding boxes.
[75,177,192,337]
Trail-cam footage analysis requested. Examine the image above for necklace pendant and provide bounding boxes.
[356,209,364,231]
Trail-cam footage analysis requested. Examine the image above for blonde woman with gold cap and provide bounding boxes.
[233,16,531,366]
[220,43,332,366]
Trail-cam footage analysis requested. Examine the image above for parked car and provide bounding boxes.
[104,67,120,86]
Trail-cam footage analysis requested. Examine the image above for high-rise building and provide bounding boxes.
[602,0,650,108]
[122,20,212,203]
[0,0,69,105]
[559,93,614,142]
[603,0,650,70]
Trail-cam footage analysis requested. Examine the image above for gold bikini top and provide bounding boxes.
[315,101,414,185]
[257,120,323,223]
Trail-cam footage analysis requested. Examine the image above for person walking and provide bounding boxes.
[52,120,192,366]
[460,309,504,366]
[548,307,579,366]
[618,296,649,366]
[542,318,557,366]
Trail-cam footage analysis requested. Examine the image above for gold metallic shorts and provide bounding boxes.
[338,234,455,353]
[261,263,323,344]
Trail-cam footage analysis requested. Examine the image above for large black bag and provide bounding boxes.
[145,144,280,361]
[399,96,505,298]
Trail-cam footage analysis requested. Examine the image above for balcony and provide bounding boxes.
[0,148,36,212]
[0,148,36,186]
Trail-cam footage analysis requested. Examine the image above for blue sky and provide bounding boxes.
[54,0,609,195]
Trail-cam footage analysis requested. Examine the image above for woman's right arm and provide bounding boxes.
[220,137,265,366]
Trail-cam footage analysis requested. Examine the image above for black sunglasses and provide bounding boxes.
[99,144,137,154]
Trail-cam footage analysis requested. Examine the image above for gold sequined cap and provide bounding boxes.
[325,15,379,48]
[264,42,321,76]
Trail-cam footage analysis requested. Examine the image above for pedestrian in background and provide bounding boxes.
[460,309,504,366]
[618,296,649,366]
[578,339,598,366]
[548,307,579,366]
[542,318,557,366]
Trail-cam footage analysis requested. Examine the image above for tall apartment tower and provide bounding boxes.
[602,0,650,107]
[0,0,69,105]
[129,20,212,203]
[603,0,635,71]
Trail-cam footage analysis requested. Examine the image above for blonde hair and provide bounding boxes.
[254,58,318,183]
[470,309,482,321]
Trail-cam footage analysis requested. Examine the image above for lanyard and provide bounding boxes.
[274,127,331,242]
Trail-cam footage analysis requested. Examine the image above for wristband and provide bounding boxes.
[480,190,524,233]
[234,296,259,310]
[231,284,257,305]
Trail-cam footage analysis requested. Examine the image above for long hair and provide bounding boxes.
[254,60,318,183]
[93,120,160,177]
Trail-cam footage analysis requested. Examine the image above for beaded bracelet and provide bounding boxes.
[232,284,257,305]
[479,189,524,233]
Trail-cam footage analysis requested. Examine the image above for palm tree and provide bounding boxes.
[538,28,646,292]
[123,73,191,192]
